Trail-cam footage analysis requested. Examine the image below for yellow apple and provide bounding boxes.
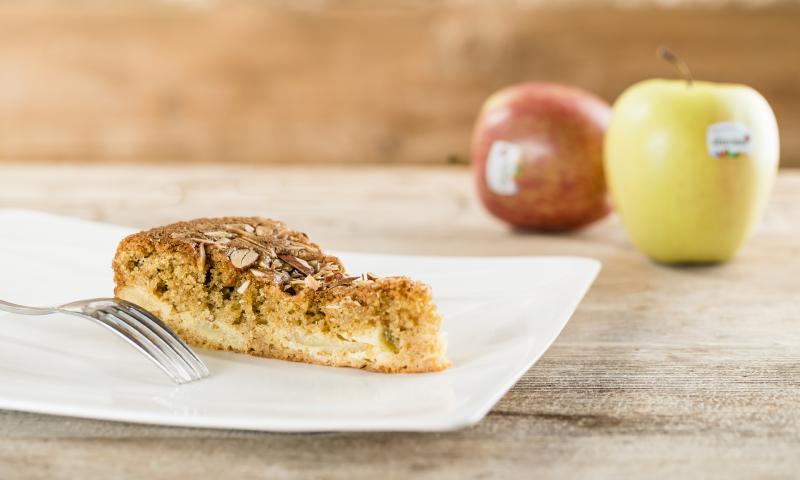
[604,79,779,263]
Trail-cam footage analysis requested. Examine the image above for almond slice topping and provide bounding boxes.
[197,243,206,272]
[273,271,290,285]
[188,237,216,245]
[278,254,314,275]
[303,275,321,291]
[229,248,259,269]
[328,275,360,287]
[236,279,251,294]
[205,230,233,239]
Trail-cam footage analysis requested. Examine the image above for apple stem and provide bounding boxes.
[657,47,694,85]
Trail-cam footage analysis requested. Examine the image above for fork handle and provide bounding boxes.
[0,299,56,315]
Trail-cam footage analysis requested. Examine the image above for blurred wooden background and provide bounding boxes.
[0,1,798,166]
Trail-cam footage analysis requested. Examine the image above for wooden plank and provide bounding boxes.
[0,4,797,165]
[0,165,798,478]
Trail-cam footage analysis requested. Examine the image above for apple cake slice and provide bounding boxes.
[112,217,448,373]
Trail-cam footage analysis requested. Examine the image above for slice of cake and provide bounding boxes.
[112,217,448,373]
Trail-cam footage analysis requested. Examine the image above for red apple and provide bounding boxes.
[471,82,612,230]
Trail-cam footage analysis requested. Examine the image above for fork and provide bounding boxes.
[0,297,209,384]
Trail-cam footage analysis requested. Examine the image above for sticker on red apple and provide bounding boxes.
[486,140,521,195]
[707,122,752,159]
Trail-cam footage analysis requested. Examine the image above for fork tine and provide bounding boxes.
[82,310,191,384]
[100,307,198,382]
[108,305,208,379]
[113,301,210,377]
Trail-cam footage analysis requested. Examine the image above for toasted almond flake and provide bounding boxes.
[250,269,267,278]
[274,271,290,284]
[229,248,259,269]
[238,235,267,250]
[366,272,379,281]
[329,275,359,288]
[198,243,206,272]
[205,230,232,239]
[304,275,321,291]
[226,226,256,238]
[242,224,255,233]
[255,225,270,236]
[188,237,215,245]
[317,263,339,275]
[290,241,314,251]
[236,279,251,294]
[278,254,314,275]
[216,237,231,245]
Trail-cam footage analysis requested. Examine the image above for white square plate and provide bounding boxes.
[0,210,599,432]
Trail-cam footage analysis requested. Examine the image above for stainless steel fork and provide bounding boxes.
[0,297,209,384]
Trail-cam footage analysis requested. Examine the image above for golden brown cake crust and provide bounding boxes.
[113,217,449,373]
[114,216,351,294]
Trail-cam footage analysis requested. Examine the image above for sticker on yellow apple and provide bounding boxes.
[707,121,752,158]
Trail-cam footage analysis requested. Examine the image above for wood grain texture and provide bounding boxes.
[0,3,798,165]
[0,164,798,479]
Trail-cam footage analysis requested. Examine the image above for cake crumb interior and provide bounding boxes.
[112,217,448,373]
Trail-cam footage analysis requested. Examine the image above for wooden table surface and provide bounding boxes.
[0,164,798,479]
